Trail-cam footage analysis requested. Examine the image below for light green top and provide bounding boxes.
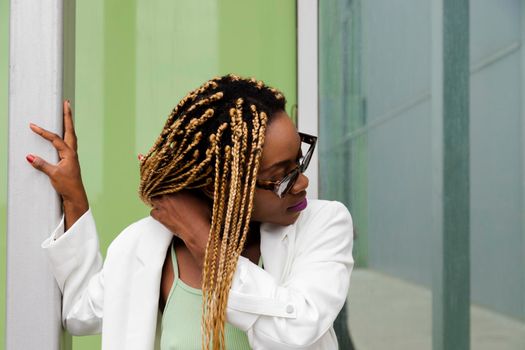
[160,241,252,349]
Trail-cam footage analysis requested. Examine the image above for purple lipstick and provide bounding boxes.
[288,198,308,212]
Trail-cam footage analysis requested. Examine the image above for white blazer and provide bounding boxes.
[42,199,354,349]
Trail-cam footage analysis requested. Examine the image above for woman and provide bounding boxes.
[27,75,354,350]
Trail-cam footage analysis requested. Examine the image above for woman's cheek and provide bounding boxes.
[251,190,277,222]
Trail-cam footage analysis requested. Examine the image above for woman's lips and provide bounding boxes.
[288,198,308,212]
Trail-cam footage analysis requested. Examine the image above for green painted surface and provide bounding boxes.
[1,0,295,349]
[74,0,296,348]
[217,0,297,112]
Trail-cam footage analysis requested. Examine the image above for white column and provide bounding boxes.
[6,0,74,348]
[297,0,319,199]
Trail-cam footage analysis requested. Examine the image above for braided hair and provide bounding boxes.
[139,74,286,349]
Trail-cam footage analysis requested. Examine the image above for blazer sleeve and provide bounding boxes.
[226,201,354,349]
[41,209,104,336]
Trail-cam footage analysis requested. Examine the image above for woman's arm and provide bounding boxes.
[27,100,88,230]
[226,201,354,349]
[41,208,104,335]
[29,101,104,334]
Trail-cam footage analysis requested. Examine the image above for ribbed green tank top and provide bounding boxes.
[160,242,252,349]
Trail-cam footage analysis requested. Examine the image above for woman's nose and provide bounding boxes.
[290,173,309,194]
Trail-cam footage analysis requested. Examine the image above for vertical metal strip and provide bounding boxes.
[63,0,76,108]
[297,0,319,199]
[518,1,525,321]
[61,2,75,347]
[431,0,445,348]
[442,0,470,347]
[6,0,74,348]
[432,0,470,349]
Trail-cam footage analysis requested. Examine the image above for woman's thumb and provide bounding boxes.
[26,154,55,176]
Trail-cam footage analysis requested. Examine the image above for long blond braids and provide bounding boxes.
[139,75,285,350]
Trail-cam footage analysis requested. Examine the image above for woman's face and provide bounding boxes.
[251,110,309,226]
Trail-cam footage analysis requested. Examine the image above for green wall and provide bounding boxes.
[1,0,296,349]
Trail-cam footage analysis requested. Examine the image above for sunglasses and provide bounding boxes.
[256,132,317,198]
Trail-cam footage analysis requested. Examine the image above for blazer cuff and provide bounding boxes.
[41,209,98,283]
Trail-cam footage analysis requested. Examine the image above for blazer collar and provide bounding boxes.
[260,220,296,241]
[125,216,174,349]
[136,216,174,267]
[125,216,297,349]
[259,221,297,283]
[134,217,297,267]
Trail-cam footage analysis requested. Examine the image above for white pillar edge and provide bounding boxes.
[297,0,319,199]
[6,0,73,348]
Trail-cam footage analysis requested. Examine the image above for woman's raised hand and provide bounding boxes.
[150,191,212,267]
[27,100,89,230]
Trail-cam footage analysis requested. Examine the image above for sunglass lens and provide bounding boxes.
[278,169,299,197]
[300,147,312,172]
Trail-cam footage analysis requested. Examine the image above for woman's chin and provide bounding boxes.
[271,212,301,226]
[251,208,302,227]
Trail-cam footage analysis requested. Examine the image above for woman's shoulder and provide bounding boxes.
[293,199,353,245]
[107,216,171,255]
[299,199,352,224]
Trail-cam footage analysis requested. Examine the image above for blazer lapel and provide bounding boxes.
[260,221,296,284]
[125,217,174,350]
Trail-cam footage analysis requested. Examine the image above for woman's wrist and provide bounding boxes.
[63,190,89,230]
[183,223,210,269]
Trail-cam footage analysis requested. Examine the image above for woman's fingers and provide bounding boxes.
[150,207,160,219]
[25,106,88,230]
[63,100,78,151]
[29,123,71,158]
[26,154,57,177]
[150,208,156,218]
[150,206,166,224]
[151,195,167,208]
[150,206,181,238]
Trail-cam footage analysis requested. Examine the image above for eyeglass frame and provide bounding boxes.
[256,132,317,198]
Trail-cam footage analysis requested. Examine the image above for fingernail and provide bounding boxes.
[138,153,145,161]
[26,154,35,164]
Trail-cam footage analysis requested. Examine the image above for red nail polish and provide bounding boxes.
[26,155,35,164]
